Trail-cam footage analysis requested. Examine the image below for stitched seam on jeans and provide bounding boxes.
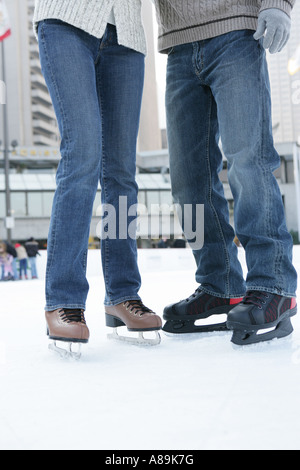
[192,42,203,82]
[97,59,113,304]
[205,92,231,297]
[40,22,72,304]
[259,49,284,292]
[104,294,142,307]
[192,43,231,295]
[259,46,284,295]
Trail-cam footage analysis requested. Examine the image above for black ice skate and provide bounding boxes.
[227,291,297,346]
[163,287,243,334]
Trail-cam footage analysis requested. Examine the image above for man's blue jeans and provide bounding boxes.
[166,30,297,298]
[38,21,144,309]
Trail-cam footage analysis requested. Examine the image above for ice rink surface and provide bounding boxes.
[0,247,300,450]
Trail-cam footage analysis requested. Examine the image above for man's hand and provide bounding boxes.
[253,8,291,54]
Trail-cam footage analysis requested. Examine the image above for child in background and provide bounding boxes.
[0,242,14,281]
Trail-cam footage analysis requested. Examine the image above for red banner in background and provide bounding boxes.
[0,0,11,42]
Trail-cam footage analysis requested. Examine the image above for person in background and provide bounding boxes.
[0,242,14,281]
[15,243,28,280]
[5,241,19,280]
[25,237,40,279]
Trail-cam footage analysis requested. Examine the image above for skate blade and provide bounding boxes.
[48,340,82,360]
[231,318,294,346]
[107,328,161,346]
[163,314,228,334]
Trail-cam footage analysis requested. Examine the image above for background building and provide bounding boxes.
[267,1,300,144]
[0,1,300,245]
[0,0,162,150]
[0,0,174,246]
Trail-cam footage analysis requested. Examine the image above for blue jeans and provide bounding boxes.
[38,21,144,309]
[28,257,38,278]
[19,259,27,278]
[166,30,297,298]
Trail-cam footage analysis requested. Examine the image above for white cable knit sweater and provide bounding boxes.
[33,0,147,55]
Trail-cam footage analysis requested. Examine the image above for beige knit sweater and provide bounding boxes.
[33,0,147,55]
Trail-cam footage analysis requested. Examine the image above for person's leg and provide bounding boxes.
[12,258,18,280]
[29,257,37,278]
[208,30,297,297]
[38,20,103,311]
[205,30,297,344]
[95,26,162,344]
[165,43,246,299]
[23,259,28,279]
[96,25,144,306]
[19,259,25,279]
[163,42,245,334]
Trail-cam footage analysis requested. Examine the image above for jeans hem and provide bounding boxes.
[104,294,142,307]
[200,285,246,299]
[246,285,297,298]
[45,303,86,311]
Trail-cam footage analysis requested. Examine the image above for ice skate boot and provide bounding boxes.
[46,308,90,359]
[227,291,297,346]
[105,300,162,346]
[163,287,243,334]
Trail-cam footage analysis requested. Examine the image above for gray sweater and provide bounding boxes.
[33,0,147,55]
[153,0,296,52]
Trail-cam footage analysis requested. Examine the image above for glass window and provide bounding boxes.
[0,193,5,218]
[28,192,43,217]
[138,191,146,206]
[160,191,173,206]
[43,192,54,217]
[146,191,160,208]
[146,191,160,214]
[11,192,26,217]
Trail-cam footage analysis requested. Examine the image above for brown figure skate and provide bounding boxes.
[105,300,162,346]
[46,308,90,359]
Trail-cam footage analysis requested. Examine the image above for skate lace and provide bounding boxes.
[59,308,86,323]
[123,300,154,316]
[242,291,269,309]
[186,287,202,302]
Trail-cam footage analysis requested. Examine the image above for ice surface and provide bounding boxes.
[0,247,300,450]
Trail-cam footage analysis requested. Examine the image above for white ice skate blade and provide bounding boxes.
[194,314,227,327]
[256,326,276,335]
[48,341,82,360]
[107,328,161,347]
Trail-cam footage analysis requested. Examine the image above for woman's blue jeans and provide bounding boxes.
[166,30,297,298]
[38,21,145,309]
